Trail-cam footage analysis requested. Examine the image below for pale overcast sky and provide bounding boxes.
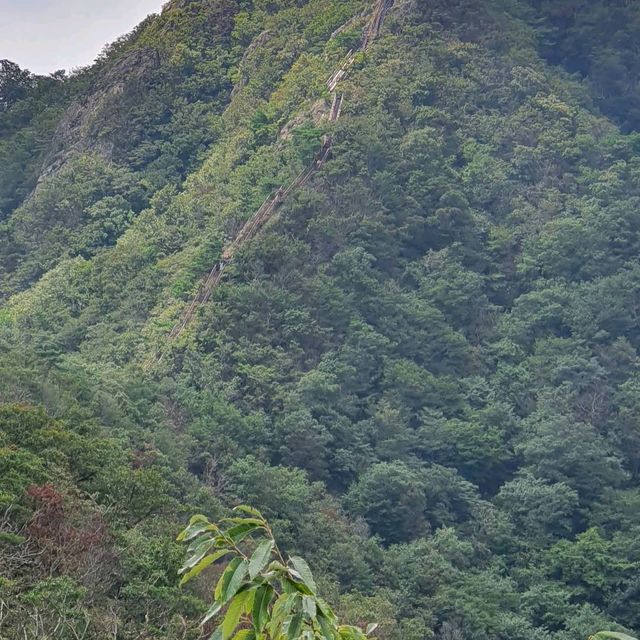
[0,0,165,75]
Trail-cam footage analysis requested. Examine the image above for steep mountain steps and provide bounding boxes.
[151,0,394,356]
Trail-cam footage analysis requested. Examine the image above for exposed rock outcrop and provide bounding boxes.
[40,48,160,179]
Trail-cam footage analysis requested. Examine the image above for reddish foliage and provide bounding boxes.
[25,484,115,588]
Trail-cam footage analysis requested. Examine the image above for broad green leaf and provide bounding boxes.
[233,631,256,640]
[317,612,337,640]
[287,612,304,640]
[202,601,224,626]
[181,537,217,571]
[178,521,216,542]
[227,522,261,544]
[338,627,352,640]
[187,531,227,552]
[249,540,274,580]
[272,593,297,621]
[338,625,367,640]
[221,590,251,640]
[316,599,337,624]
[282,579,300,594]
[216,558,243,601]
[210,626,224,640]
[223,517,266,527]
[236,585,256,616]
[220,559,249,603]
[252,584,274,633]
[366,623,379,636]
[302,596,316,620]
[283,577,313,595]
[187,534,216,555]
[591,634,638,640]
[180,549,232,585]
[233,505,265,518]
[270,594,298,637]
[289,556,317,593]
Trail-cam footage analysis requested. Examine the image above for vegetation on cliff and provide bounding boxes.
[3,0,640,638]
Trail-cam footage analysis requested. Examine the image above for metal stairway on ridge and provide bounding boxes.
[159,0,393,348]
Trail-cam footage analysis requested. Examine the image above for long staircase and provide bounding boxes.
[156,0,393,352]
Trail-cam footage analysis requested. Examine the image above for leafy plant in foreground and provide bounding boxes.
[178,505,376,640]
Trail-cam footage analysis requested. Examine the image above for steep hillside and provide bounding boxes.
[3,0,640,638]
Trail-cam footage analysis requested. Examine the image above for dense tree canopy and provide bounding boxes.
[2,0,640,638]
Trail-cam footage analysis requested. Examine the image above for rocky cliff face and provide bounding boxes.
[40,48,160,179]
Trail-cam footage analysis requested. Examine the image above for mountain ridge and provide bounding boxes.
[3,1,640,638]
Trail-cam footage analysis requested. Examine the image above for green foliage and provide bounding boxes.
[0,61,70,217]
[345,462,428,544]
[533,1,640,132]
[179,506,372,640]
[3,0,640,638]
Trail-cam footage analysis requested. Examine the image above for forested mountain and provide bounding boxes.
[2,0,640,638]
